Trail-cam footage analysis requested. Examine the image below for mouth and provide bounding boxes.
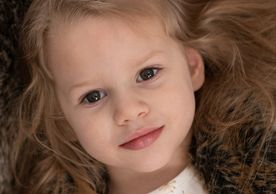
[119,126,164,150]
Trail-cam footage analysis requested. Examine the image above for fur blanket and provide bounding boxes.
[0,1,275,194]
[0,1,31,194]
[192,128,276,194]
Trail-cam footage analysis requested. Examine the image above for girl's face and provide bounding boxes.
[47,16,204,173]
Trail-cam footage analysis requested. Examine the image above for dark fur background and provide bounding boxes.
[0,1,31,193]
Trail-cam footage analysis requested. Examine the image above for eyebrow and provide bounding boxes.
[132,49,164,68]
[69,49,164,93]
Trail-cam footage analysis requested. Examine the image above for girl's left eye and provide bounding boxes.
[137,67,161,82]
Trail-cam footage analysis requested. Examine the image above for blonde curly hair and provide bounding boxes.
[13,0,276,193]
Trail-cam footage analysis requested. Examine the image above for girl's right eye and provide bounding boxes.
[81,90,107,105]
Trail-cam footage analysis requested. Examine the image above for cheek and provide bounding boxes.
[66,113,114,159]
[157,79,196,126]
[59,106,101,141]
[70,115,117,163]
[67,113,109,142]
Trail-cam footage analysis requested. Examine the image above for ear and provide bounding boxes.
[185,48,205,91]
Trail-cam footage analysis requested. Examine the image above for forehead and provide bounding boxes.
[44,17,177,90]
[46,16,173,74]
[47,14,168,46]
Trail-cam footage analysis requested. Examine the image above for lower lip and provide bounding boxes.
[119,127,163,150]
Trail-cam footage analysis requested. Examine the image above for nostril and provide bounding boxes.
[138,111,147,117]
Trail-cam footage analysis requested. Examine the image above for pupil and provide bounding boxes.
[141,69,154,80]
[87,91,100,102]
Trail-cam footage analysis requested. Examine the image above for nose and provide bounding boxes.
[112,93,150,126]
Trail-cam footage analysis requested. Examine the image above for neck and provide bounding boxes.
[108,146,191,194]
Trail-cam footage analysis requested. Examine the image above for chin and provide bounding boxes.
[127,153,171,173]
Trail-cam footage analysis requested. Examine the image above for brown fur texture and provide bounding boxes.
[192,126,276,193]
[0,0,31,193]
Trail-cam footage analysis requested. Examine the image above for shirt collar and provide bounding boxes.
[148,165,208,194]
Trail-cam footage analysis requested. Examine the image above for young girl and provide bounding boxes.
[13,0,276,194]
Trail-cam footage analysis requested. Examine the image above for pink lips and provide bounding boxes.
[119,126,164,150]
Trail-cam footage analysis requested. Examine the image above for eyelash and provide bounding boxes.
[80,66,162,105]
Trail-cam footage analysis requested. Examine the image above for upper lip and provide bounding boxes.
[119,125,164,145]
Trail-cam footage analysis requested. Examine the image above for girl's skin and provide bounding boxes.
[47,16,205,194]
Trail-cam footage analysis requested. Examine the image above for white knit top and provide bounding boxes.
[148,165,208,194]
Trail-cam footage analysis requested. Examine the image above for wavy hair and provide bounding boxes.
[13,0,276,193]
